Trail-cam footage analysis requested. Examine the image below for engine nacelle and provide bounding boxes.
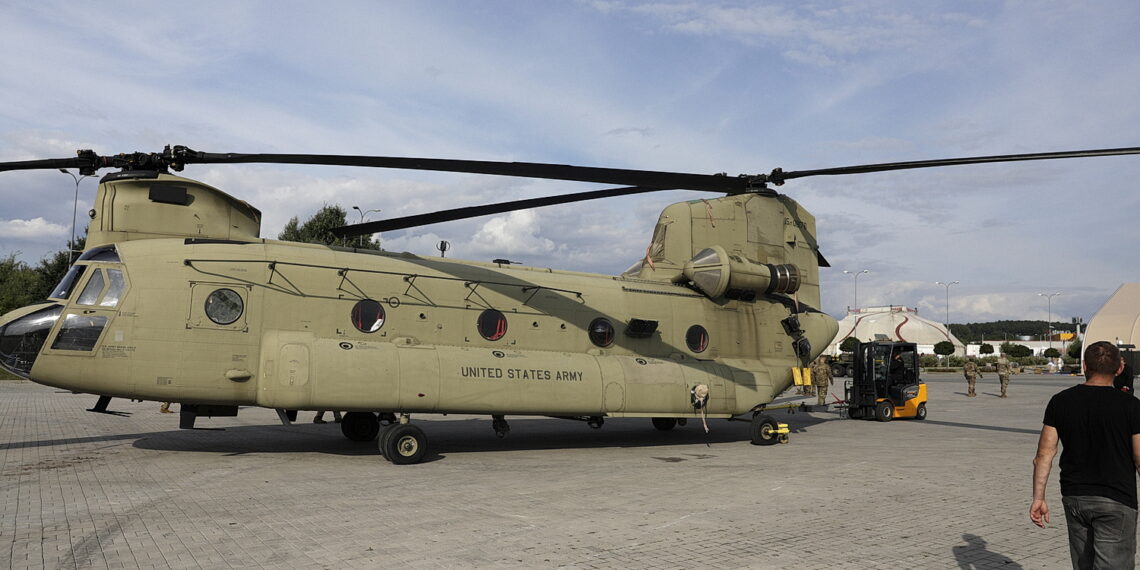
[680,246,800,299]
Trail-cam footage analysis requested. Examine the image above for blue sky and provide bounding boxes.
[2,1,1138,325]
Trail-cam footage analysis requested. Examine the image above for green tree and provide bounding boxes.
[278,205,380,250]
[0,253,40,315]
[839,337,859,352]
[1001,343,1033,358]
[979,343,994,355]
[1067,339,1082,360]
[1043,347,1061,358]
[934,341,955,366]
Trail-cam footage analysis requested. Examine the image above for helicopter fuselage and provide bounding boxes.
[3,238,836,420]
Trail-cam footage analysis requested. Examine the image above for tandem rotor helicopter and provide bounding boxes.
[1,145,1138,464]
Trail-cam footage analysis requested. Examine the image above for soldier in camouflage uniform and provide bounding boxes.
[811,357,832,406]
[996,354,1012,397]
[963,357,983,397]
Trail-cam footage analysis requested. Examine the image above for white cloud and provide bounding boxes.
[0,217,67,239]
[469,210,559,258]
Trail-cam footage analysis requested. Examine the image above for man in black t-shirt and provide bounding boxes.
[1031,341,1140,569]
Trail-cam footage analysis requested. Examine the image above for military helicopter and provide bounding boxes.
[1,145,1137,464]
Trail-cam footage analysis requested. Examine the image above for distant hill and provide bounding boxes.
[948,320,1076,343]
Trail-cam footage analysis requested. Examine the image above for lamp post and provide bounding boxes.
[351,206,381,247]
[1038,292,1061,352]
[59,169,91,260]
[842,269,870,312]
[934,281,959,327]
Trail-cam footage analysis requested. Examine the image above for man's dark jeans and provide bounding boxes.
[1062,495,1138,569]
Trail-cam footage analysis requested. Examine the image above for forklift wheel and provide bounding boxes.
[915,403,927,420]
[875,401,893,422]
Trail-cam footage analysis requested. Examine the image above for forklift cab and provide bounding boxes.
[845,341,928,422]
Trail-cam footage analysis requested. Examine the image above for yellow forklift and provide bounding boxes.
[844,341,928,421]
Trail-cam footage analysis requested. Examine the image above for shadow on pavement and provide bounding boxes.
[952,533,1024,569]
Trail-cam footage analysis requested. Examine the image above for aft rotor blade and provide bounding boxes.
[769,146,1140,184]
[331,185,669,238]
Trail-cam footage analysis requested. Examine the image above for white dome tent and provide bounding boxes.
[1085,283,1140,347]
[826,305,965,356]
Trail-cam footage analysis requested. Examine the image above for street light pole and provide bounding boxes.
[351,206,381,247]
[935,281,959,327]
[842,269,870,312]
[1038,292,1061,352]
[59,169,91,260]
[935,281,959,367]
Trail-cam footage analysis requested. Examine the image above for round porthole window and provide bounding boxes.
[588,318,615,347]
[686,324,709,353]
[351,299,386,333]
[205,288,244,325]
[477,309,508,341]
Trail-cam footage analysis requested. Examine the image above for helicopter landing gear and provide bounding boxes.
[750,414,788,446]
[379,417,427,465]
[378,412,398,426]
[340,412,380,442]
[587,416,604,429]
[651,417,678,431]
[492,415,510,438]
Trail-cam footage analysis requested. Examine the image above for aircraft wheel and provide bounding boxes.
[341,412,380,442]
[382,424,427,465]
[750,414,780,446]
[875,401,893,422]
[651,417,677,431]
[915,403,928,420]
[378,424,395,460]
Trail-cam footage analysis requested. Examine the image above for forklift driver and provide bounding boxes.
[889,351,907,384]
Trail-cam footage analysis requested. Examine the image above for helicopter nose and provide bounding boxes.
[0,303,62,378]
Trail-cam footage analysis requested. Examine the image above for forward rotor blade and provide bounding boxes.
[181,150,750,193]
[0,157,96,172]
[331,185,670,238]
[770,146,1140,184]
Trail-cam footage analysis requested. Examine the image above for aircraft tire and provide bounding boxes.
[651,417,677,431]
[341,412,380,442]
[875,401,893,422]
[750,414,780,446]
[382,424,428,465]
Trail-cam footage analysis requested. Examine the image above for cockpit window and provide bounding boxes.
[100,269,125,307]
[50,314,108,352]
[77,245,120,262]
[77,270,106,306]
[50,265,87,300]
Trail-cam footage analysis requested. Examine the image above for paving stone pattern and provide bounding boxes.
[0,373,1118,568]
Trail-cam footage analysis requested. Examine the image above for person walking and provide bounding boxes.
[1030,341,1140,569]
[811,357,832,406]
[997,354,1012,398]
[963,357,983,397]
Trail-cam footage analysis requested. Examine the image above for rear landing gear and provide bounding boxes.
[651,417,678,431]
[492,415,510,438]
